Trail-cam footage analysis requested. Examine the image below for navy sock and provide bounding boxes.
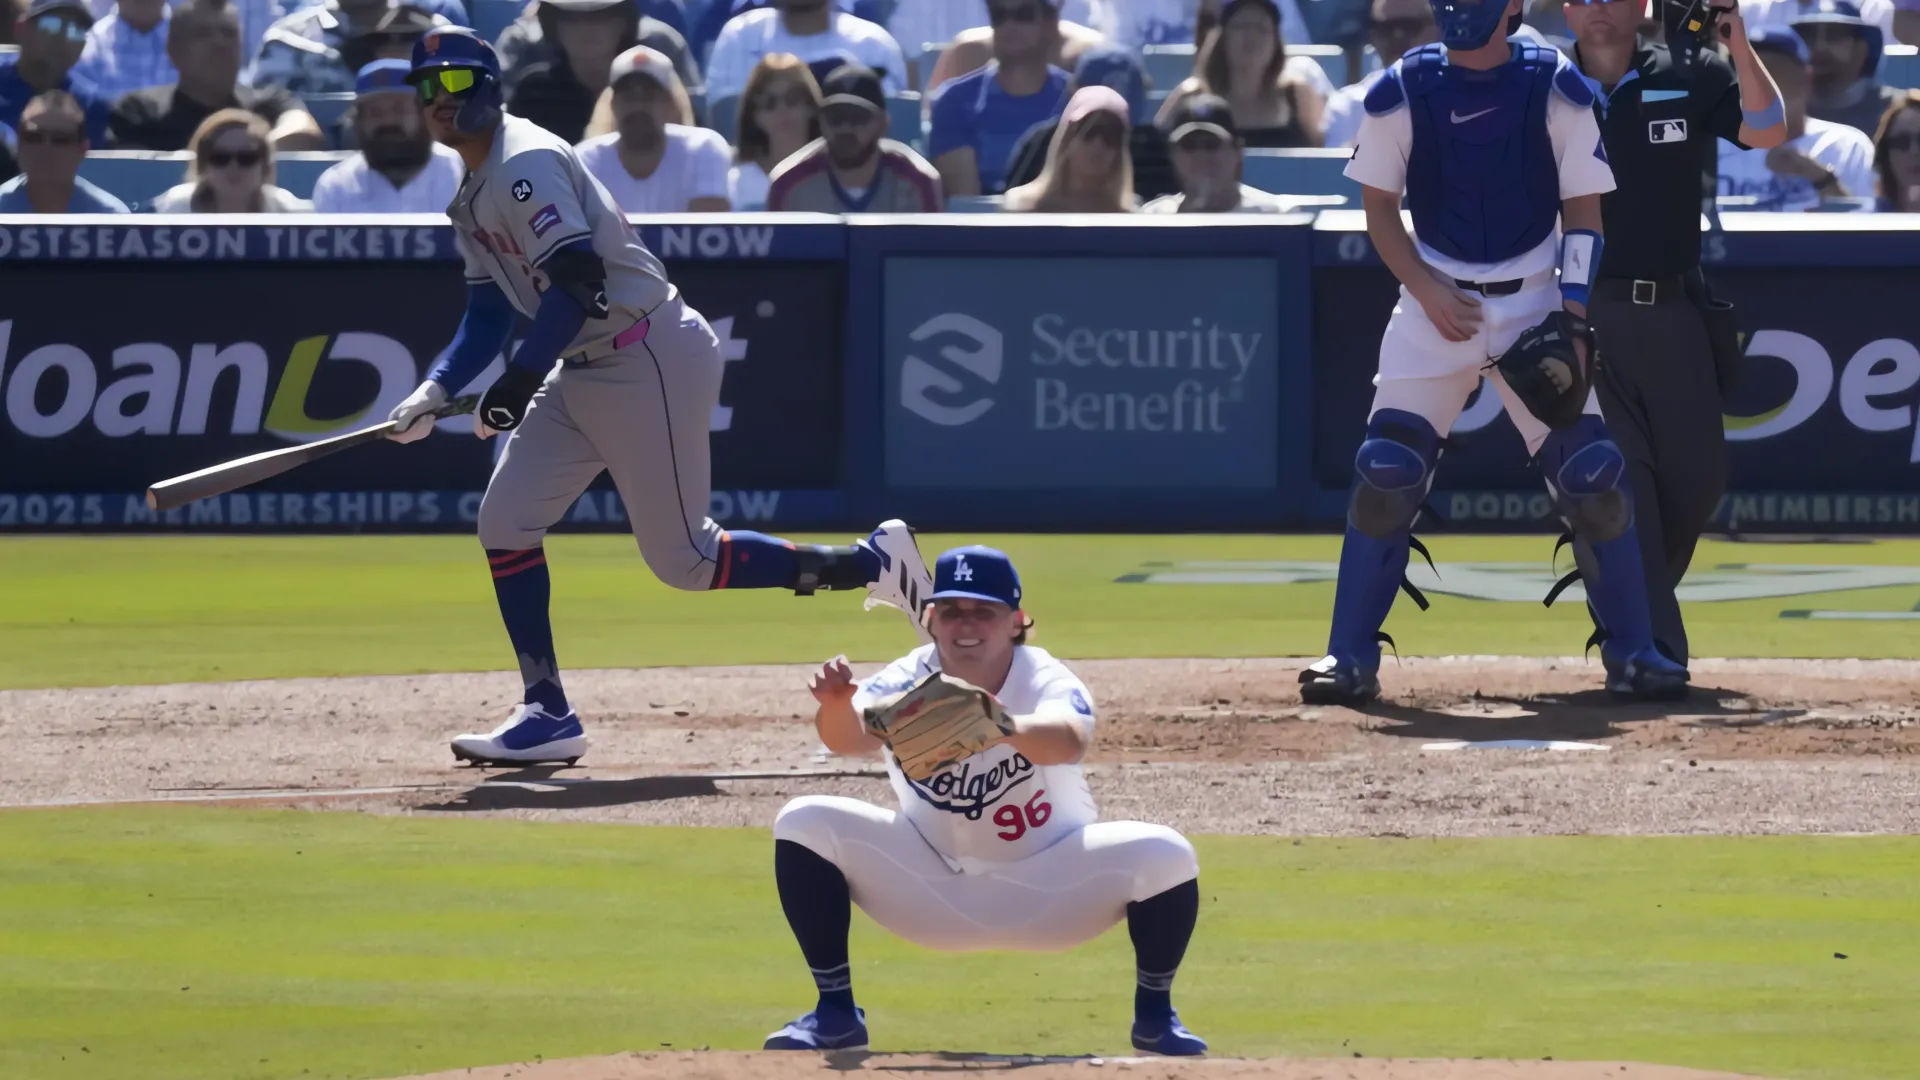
[487,547,568,715]
[710,532,879,594]
[1127,878,1199,1020]
[774,839,856,1013]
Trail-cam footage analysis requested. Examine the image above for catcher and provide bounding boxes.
[1300,0,1689,708]
[763,545,1206,1057]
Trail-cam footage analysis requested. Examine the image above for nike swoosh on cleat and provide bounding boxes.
[1450,107,1497,123]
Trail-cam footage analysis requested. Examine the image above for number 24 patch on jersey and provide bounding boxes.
[511,178,533,202]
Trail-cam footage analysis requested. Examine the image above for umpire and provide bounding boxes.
[1563,0,1788,668]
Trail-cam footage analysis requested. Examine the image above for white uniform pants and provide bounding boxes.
[1374,280,1602,455]
[773,795,1198,953]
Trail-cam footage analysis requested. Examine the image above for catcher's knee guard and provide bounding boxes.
[1327,411,1442,666]
[1538,416,1656,655]
[1540,415,1631,543]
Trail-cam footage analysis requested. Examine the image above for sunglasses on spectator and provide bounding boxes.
[21,128,84,145]
[204,146,265,168]
[821,104,878,128]
[413,68,479,104]
[1175,132,1227,152]
[756,87,814,110]
[989,3,1045,24]
[1075,118,1124,145]
[1886,134,1918,152]
[34,14,90,42]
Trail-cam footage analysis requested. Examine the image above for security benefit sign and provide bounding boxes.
[882,256,1281,489]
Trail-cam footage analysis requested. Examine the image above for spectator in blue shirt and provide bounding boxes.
[927,0,1070,196]
[2,0,114,143]
[0,89,130,210]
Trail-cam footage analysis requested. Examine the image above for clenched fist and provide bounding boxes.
[387,380,448,444]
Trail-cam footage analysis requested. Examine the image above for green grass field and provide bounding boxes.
[4,533,1918,1080]
[1,809,1916,1080]
[4,533,1920,689]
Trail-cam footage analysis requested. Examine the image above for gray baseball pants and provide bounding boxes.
[477,293,725,591]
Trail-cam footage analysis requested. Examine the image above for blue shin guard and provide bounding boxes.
[1537,416,1657,657]
[1325,410,1441,668]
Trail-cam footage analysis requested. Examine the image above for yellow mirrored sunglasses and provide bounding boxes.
[414,68,478,103]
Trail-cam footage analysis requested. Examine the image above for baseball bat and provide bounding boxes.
[144,395,479,512]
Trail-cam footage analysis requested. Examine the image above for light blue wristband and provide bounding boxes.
[1743,97,1785,129]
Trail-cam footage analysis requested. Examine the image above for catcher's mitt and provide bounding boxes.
[1493,310,1594,432]
[862,672,1016,782]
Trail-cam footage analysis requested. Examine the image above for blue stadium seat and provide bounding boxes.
[1884,44,1919,90]
[471,0,523,42]
[888,92,923,146]
[1141,44,1195,91]
[708,94,740,143]
[1241,148,1359,198]
[79,151,353,208]
[305,93,356,148]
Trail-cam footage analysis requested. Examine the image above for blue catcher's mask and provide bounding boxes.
[1428,0,1513,49]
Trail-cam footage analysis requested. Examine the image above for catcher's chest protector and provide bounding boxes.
[1403,42,1562,265]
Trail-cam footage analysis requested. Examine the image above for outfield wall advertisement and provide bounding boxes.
[0,260,845,531]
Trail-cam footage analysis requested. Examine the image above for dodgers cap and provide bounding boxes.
[931,546,1023,608]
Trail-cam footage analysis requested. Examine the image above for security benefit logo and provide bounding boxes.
[899,311,1264,435]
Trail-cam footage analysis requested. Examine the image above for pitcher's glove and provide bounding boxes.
[861,672,1016,781]
[1493,310,1594,432]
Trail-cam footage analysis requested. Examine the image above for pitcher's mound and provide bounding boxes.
[387,1052,1778,1080]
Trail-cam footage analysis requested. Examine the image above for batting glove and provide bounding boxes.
[388,380,449,444]
[476,364,545,439]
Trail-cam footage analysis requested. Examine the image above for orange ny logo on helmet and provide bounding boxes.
[424,32,441,54]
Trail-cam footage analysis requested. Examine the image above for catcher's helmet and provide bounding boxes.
[1427,0,1517,49]
[408,26,503,134]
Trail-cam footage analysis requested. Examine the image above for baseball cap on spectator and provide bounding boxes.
[1166,92,1237,144]
[1062,84,1129,126]
[1789,0,1884,68]
[930,546,1023,608]
[1073,43,1145,120]
[355,59,415,96]
[1220,0,1282,22]
[1748,24,1812,65]
[608,43,680,89]
[25,0,93,27]
[806,50,874,91]
[820,63,886,113]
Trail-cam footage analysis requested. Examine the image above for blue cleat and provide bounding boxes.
[1298,654,1381,707]
[763,1004,869,1051]
[449,703,589,766]
[1602,647,1690,702]
[1132,1009,1208,1057]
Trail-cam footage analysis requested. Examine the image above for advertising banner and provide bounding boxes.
[882,256,1282,490]
[1310,265,1920,530]
[0,261,844,530]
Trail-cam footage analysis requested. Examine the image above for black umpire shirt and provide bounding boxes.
[1577,39,1747,279]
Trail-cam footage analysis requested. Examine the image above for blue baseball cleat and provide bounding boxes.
[763,1004,869,1051]
[1603,647,1690,702]
[1298,654,1381,707]
[450,702,589,766]
[1132,1010,1207,1057]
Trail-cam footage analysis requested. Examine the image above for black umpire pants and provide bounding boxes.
[1587,276,1729,665]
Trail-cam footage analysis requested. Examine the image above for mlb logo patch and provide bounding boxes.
[1649,119,1689,144]
[527,204,561,239]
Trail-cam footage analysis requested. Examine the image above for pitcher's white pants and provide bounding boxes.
[1374,280,1602,456]
[773,795,1198,953]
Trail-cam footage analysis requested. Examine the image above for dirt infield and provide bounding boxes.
[383,1051,1778,1080]
[9,656,1919,836]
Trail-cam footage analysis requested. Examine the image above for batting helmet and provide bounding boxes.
[408,26,503,134]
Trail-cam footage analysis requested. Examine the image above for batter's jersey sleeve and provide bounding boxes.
[1548,94,1616,200]
[496,147,595,268]
[1343,105,1412,194]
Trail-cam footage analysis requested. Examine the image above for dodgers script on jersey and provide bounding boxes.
[446,114,674,351]
[852,644,1098,874]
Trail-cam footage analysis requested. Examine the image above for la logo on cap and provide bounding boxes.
[953,557,973,582]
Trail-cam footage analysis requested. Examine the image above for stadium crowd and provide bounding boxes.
[0,0,1916,213]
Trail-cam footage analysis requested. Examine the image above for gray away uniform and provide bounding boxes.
[446,115,726,590]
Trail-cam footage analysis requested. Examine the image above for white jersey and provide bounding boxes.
[1343,48,1616,283]
[1716,118,1878,213]
[311,143,466,213]
[851,644,1098,875]
[577,125,734,213]
[704,8,908,100]
[446,115,673,343]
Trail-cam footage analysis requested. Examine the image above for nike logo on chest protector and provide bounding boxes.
[1450,107,1498,123]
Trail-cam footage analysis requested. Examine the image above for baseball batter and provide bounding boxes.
[1300,0,1691,706]
[764,546,1206,1057]
[386,27,934,767]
